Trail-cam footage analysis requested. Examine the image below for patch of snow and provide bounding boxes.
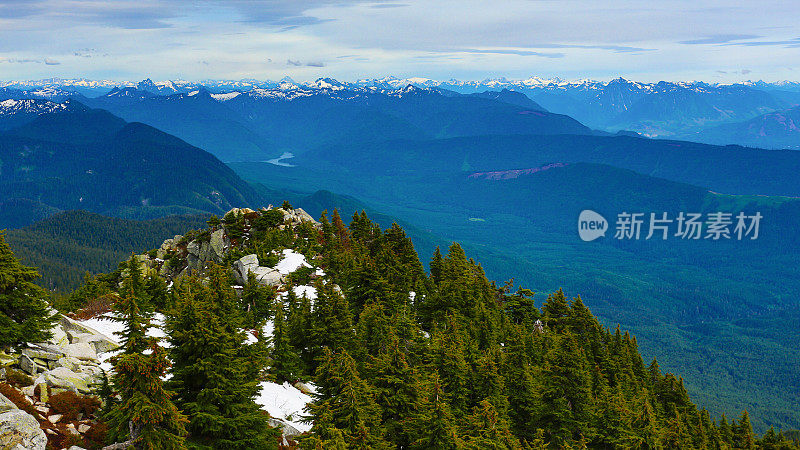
[293,285,317,301]
[210,91,241,101]
[187,90,199,96]
[276,249,312,275]
[256,381,313,433]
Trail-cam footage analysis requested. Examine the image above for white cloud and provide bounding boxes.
[0,0,797,82]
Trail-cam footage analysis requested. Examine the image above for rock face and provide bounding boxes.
[0,409,48,450]
[13,314,118,396]
[233,254,283,287]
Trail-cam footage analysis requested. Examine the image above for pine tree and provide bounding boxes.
[167,269,278,449]
[536,332,594,445]
[241,272,275,329]
[105,289,187,449]
[368,335,422,448]
[306,347,389,448]
[0,231,55,349]
[733,410,756,450]
[309,280,354,366]
[270,300,302,384]
[408,376,463,450]
[463,399,519,449]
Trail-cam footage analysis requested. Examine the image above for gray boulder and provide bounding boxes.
[294,208,315,223]
[64,343,97,361]
[0,393,15,413]
[233,255,283,287]
[0,409,47,450]
[209,229,227,261]
[268,418,303,438]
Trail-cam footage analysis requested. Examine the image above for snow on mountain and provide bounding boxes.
[210,91,241,101]
[0,98,71,115]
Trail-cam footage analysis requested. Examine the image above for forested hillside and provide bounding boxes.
[5,211,209,291]
[45,206,798,449]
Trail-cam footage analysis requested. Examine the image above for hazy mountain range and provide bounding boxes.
[1,75,799,430]
[2,76,799,149]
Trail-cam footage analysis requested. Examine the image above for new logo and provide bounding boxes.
[578,210,607,241]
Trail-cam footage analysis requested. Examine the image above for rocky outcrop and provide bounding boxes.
[233,254,284,287]
[0,409,47,450]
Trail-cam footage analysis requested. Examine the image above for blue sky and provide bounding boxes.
[0,0,798,82]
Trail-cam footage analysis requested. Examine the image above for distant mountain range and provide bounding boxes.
[2,75,798,148]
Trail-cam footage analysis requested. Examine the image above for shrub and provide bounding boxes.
[288,265,314,286]
[0,382,38,417]
[6,368,33,387]
[253,209,285,231]
[81,420,109,450]
[49,391,101,421]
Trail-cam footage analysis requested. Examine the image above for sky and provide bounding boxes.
[0,0,799,83]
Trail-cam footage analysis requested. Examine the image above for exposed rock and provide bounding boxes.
[293,382,314,396]
[251,267,283,287]
[268,418,303,438]
[0,409,47,450]
[77,423,90,434]
[0,353,14,368]
[60,316,119,354]
[0,393,15,413]
[48,326,69,348]
[44,367,91,393]
[64,343,97,361]
[209,229,226,261]
[21,347,63,362]
[233,254,283,287]
[294,207,315,223]
[47,414,61,424]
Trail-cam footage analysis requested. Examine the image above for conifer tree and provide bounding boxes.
[0,232,55,349]
[105,288,187,449]
[368,335,422,448]
[241,272,275,329]
[463,399,519,449]
[306,347,389,448]
[270,300,302,384]
[408,376,463,450]
[309,280,354,366]
[733,410,756,450]
[536,332,594,445]
[167,268,278,449]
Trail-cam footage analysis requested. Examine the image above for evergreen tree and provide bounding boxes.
[241,272,275,329]
[105,288,187,449]
[270,300,302,384]
[408,376,463,450]
[0,231,55,349]
[733,410,756,450]
[463,399,519,450]
[368,335,422,448]
[306,347,389,448]
[167,268,278,449]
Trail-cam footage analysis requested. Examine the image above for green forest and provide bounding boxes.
[3,206,798,449]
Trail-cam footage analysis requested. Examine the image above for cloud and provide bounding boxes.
[0,57,59,64]
[457,48,565,58]
[73,48,98,58]
[680,34,761,45]
[287,58,325,67]
[722,37,800,47]
[222,0,399,28]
